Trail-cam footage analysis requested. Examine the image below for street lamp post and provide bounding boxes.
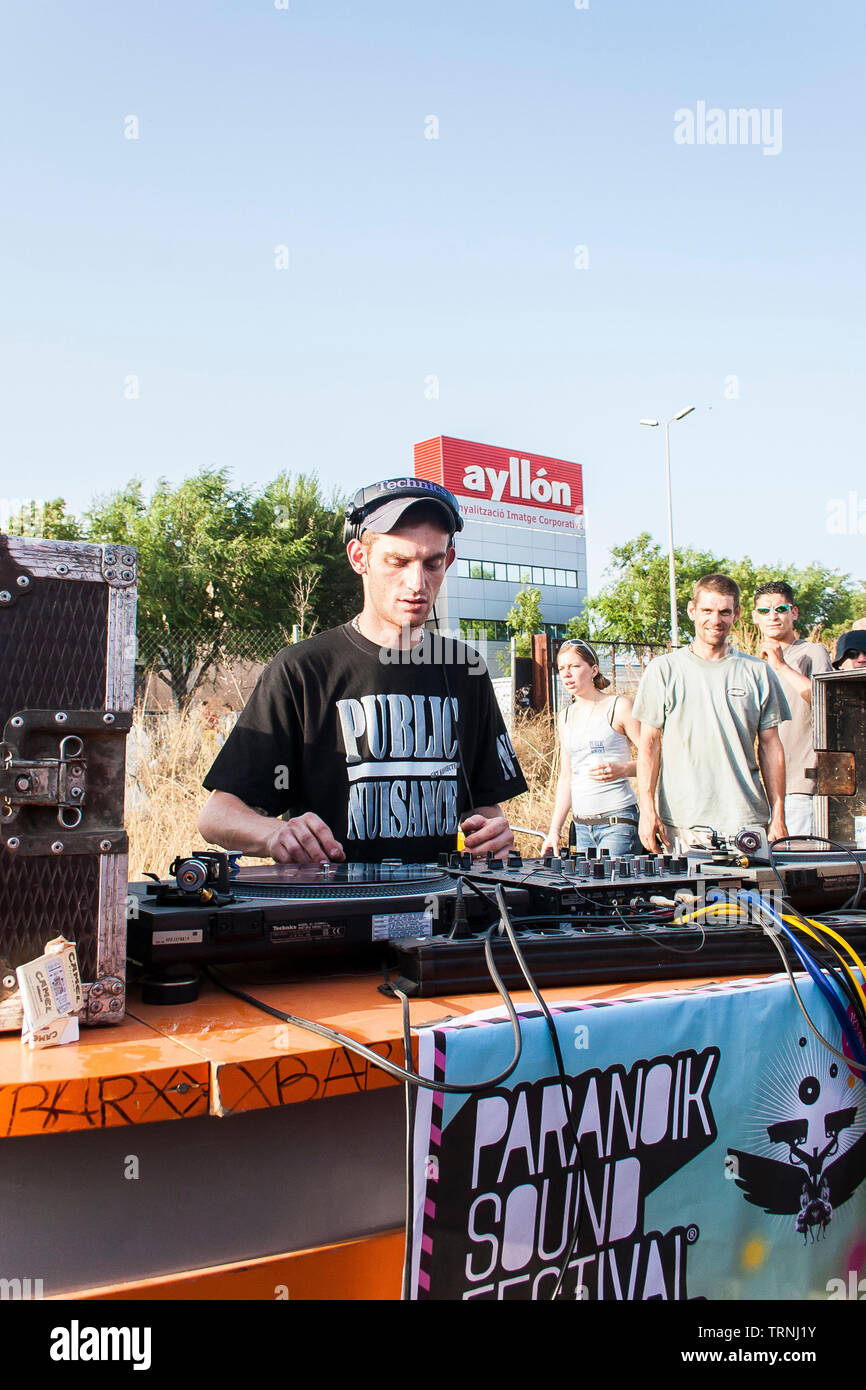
[639,407,695,648]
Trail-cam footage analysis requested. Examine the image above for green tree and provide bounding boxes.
[569,533,717,643]
[505,585,544,657]
[4,498,83,539]
[568,532,860,647]
[83,470,356,707]
[85,473,255,707]
[254,473,357,636]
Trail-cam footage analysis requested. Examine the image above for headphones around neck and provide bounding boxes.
[342,478,464,545]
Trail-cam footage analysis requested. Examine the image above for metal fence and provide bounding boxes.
[134,627,668,718]
[135,627,297,671]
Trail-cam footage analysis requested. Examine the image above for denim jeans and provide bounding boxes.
[571,817,641,857]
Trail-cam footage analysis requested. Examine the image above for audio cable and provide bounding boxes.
[679,892,866,1073]
[769,835,865,910]
[204,922,526,1096]
[458,871,589,1300]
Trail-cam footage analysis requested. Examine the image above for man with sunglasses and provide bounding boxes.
[752,581,831,838]
[198,478,526,863]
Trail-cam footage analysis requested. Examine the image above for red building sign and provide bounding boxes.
[414,436,584,534]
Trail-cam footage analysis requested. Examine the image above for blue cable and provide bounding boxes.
[743,890,866,1066]
[739,891,866,1069]
[741,891,852,1023]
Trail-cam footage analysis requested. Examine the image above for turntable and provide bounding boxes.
[125,854,470,984]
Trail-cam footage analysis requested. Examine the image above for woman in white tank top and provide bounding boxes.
[541,640,642,856]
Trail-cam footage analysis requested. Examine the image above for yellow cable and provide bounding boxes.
[782,914,866,1015]
[673,900,866,1015]
[673,899,866,1067]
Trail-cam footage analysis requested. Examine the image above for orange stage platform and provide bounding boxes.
[0,965,774,1300]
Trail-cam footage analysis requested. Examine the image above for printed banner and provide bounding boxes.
[406,976,866,1300]
[458,496,585,534]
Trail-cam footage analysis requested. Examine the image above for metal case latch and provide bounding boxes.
[0,709,131,856]
[0,734,86,827]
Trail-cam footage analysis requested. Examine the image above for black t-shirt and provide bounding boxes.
[203,623,527,863]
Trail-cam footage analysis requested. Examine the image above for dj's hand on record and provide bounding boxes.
[460,810,514,858]
[266,814,346,864]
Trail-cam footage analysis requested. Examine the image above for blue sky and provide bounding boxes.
[2,0,864,591]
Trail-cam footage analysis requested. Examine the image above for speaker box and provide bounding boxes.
[0,535,137,1029]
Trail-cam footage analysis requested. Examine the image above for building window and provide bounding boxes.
[460,619,577,644]
[455,558,581,588]
[459,619,510,642]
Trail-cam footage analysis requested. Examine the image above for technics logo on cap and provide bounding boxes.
[374,478,451,496]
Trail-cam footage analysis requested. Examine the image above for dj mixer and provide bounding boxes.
[389,848,866,994]
[126,846,866,999]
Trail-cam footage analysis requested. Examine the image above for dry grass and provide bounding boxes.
[125,707,260,881]
[125,707,563,876]
[502,713,561,857]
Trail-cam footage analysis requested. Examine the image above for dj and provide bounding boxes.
[198,479,527,863]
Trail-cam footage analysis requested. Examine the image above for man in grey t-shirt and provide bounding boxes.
[633,573,791,851]
[752,580,832,838]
